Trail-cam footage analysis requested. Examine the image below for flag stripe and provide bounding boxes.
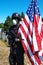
[19,14,42,65]
[19,25,42,65]
[19,26,42,65]
[34,53,41,64]
[20,23,32,44]
[33,15,42,51]
[21,40,34,65]
[19,28,39,65]
[23,17,32,37]
[18,0,43,65]
[35,15,42,50]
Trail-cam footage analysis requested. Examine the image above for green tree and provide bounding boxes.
[0,23,4,28]
[21,12,25,18]
[4,16,13,31]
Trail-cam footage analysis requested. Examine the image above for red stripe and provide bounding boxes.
[23,18,32,37]
[34,52,41,64]
[19,14,42,65]
[21,40,34,65]
[23,17,36,52]
[40,24,43,38]
[33,15,42,51]
[23,17,37,52]
[20,36,41,65]
[20,24,32,50]
[20,21,36,52]
[20,24,41,65]
[20,25,28,40]
[31,43,35,52]
[42,53,43,56]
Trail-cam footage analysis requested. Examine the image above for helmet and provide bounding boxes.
[12,13,21,21]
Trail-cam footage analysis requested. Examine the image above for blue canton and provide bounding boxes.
[26,0,40,22]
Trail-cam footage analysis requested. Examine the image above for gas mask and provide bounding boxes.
[13,19,17,25]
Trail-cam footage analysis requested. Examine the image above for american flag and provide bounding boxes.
[18,0,43,65]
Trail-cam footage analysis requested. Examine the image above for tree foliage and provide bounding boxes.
[0,23,4,28]
[0,12,25,32]
[4,16,13,31]
[21,12,25,18]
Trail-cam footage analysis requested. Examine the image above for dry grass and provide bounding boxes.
[0,40,10,65]
[0,40,43,65]
[0,46,10,65]
[0,46,43,65]
[0,46,30,65]
[0,40,8,47]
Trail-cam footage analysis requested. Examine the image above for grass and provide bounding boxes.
[0,39,8,47]
[0,46,10,65]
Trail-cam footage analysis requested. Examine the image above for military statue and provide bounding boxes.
[8,13,24,65]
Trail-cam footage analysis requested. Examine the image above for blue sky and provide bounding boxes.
[0,0,43,23]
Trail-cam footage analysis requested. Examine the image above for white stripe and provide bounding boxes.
[25,14,30,24]
[33,27,38,51]
[38,17,42,35]
[21,20,32,42]
[27,31,32,43]
[38,50,43,63]
[41,39,43,50]
[25,14,33,31]
[21,21,28,33]
[19,28,39,65]
[25,15,33,43]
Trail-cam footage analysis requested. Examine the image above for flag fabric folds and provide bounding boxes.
[18,0,43,65]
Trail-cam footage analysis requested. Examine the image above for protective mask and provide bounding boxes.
[13,19,17,25]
